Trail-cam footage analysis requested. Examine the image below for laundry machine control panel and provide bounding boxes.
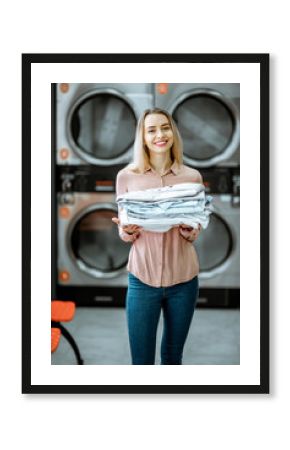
[56,165,121,193]
[201,167,240,195]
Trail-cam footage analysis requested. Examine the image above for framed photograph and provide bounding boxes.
[22,53,269,394]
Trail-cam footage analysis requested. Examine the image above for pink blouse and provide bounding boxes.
[116,161,203,287]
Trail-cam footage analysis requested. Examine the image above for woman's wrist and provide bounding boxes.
[180,225,201,242]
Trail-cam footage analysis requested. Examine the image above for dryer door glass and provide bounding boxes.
[71,209,130,274]
[71,94,136,160]
[173,95,234,161]
[194,213,232,272]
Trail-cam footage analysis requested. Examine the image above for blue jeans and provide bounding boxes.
[126,273,199,365]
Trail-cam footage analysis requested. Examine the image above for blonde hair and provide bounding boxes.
[127,108,183,173]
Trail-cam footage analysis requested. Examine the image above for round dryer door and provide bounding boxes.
[68,90,137,165]
[69,205,130,278]
[194,212,233,277]
[172,89,239,167]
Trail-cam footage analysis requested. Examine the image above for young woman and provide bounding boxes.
[112,108,203,365]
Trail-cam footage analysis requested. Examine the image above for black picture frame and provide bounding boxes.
[22,53,269,394]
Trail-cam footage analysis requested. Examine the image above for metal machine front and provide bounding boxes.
[155,83,240,168]
[56,166,130,288]
[56,83,154,167]
[196,168,240,291]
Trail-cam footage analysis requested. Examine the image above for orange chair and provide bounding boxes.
[51,327,61,353]
[51,300,84,364]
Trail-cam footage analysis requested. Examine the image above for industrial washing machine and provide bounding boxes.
[194,168,240,306]
[55,165,130,305]
[53,82,154,304]
[56,83,154,168]
[155,83,240,168]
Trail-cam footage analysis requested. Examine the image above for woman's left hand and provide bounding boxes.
[178,224,201,242]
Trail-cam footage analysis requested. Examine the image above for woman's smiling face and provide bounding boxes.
[144,113,174,154]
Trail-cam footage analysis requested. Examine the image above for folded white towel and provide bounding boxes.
[118,209,211,232]
[117,183,205,202]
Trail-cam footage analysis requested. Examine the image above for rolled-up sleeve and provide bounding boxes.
[116,171,136,243]
[196,171,203,185]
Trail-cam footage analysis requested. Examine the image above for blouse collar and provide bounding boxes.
[145,160,180,176]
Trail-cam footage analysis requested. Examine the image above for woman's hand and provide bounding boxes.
[112,217,142,238]
[178,224,201,242]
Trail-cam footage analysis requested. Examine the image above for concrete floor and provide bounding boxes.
[51,307,240,365]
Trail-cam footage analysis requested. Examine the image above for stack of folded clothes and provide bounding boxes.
[117,183,213,233]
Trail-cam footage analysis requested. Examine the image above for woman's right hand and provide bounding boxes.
[112,217,142,237]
